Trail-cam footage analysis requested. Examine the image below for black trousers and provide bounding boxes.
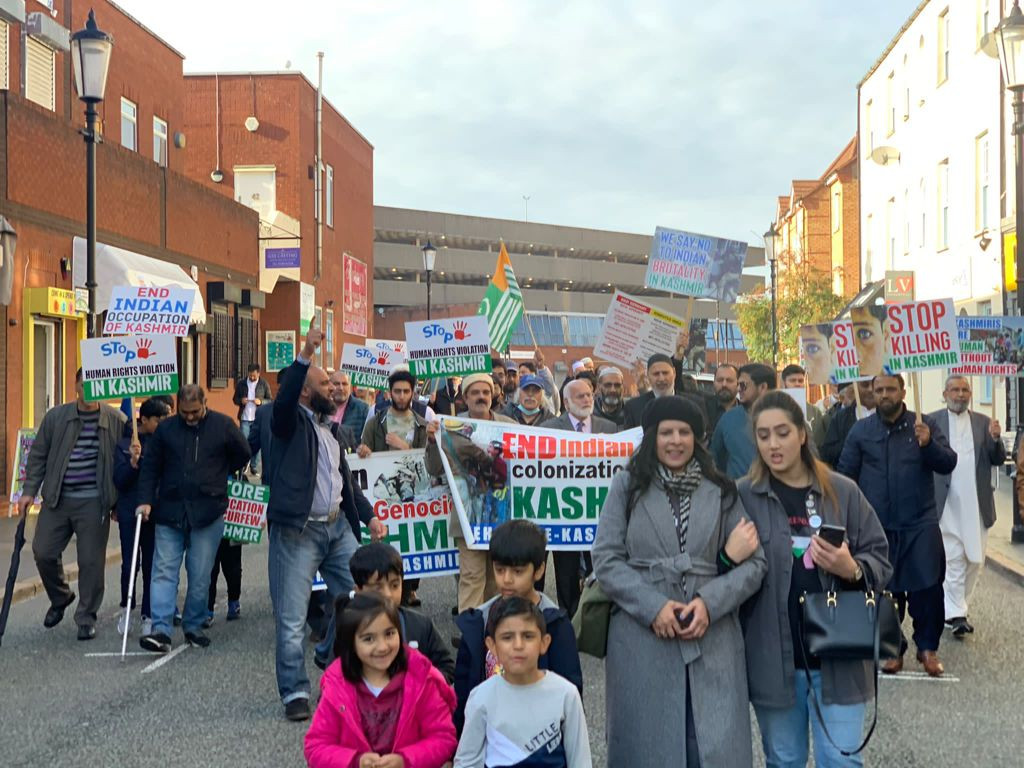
[552,551,592,617]
[894,581,944,654]
[208,539,243,609]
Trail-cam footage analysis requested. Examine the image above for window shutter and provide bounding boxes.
[25,37,55,111]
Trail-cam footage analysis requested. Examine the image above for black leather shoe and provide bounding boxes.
[140,633,172,653]
[43,593,76,629]
[77,625,96,641]
[184,631,211,648]
[284,698,311,722]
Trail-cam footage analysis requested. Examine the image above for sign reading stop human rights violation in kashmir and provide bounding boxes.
[952,316,1024,377]
[404,315,492,379]
[341,343,403,390]
[102,285,195,337]
[882,299,961,374]
[593,291,682,368]
[435,418,643,551]
[80,335,179,401]
[223,480,269,544]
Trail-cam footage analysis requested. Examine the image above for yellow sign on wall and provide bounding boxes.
[1006,232,1017,293]
[25,287,79,318]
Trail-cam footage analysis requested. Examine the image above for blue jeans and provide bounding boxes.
[150,518,225,637]
[754,669,866,768]
[268,517,357,704]
[240,420,260,474]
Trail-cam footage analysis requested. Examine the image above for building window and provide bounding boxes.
[886,72,895,136]
[937,160,950,250]
[978,0,992,46]
[865,99,874,153]
[938,8,950,84]
[25,37,55,111]
[865,213,873,274]
[903,54,910,120]
[919,178,927,247]
[904,189,910,254]
[234,166,277,221]
[209,302,234,388]
[121,98,137,152]
[153,116,168,167]
[325,309,335,369]
[236,308,259,378]
[566,315,603,347]
[325,164,334,228]
[886,198,895,267]
[976,132,990,231]
[831,188,841,233]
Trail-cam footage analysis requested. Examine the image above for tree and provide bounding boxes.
[735,260,846,368]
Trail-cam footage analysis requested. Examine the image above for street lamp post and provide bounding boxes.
[763,222,780,370]
[422,240,437,321]
[70,11,113,339]
[997,1,1024,542]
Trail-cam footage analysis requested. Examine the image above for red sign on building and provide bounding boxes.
[343,253,368,336]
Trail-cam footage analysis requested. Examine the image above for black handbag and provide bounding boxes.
[797,587,901,756]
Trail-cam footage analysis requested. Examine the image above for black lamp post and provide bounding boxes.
[997,1,1024,542]
[763,222,780,370]
[70,10,113,339]
[422,240,437,320]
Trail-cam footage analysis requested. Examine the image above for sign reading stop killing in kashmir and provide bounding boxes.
[341,343,403,390]
[593,291,682,368]
[223,480,270,544]
[435,418,643,551]
[80,335,179,401]
[644,226,747,303]
[404,315,492,379]
[951,316,1024,376]
[800,321,864,386]
[102,285,195,336]
[881,299,961,374]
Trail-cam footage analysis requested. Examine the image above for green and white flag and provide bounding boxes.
[477,242,524,351]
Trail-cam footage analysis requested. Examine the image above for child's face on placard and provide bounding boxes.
[357,571,403,606]
[484,614,551,683]
[355,613,401,676]
[493,562,544,601]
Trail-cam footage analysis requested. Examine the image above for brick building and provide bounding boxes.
[182,72,375,374]
[0,1,262,508]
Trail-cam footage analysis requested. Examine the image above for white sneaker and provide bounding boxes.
[140,617,153,636]
[117,611,134,635]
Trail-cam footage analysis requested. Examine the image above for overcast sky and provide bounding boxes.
[118,0,920,246]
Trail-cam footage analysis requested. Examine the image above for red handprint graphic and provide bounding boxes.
[453,320,470,340]
[376,352,390,366]
[136,338,155,359]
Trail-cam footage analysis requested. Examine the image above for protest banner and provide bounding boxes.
[952,316,1024,377]
[593,291,683,368]
[223,480,269,544]
[800,321,864,386]
[349,449,459,578]
[80,335,179,401]
[435,418,643,551]
[340,343,400,390]
[102,285,195,336]
[366,338,407,358]
[8,429,40,507]
[404,315,492,379]
[880,299,960,374]
[644,226,747,302]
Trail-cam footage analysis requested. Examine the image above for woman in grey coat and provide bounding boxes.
[738,391,892,766]
[593,396,767,768]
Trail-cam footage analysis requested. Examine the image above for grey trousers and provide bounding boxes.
[32,497,109,628]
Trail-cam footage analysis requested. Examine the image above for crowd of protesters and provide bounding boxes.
[16,322,1012,768]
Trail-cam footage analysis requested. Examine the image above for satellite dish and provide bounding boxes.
[980,32,999,59]
[870,146,900,166]
[245,116,260,132]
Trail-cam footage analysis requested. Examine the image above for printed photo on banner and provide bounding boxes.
[682,318,708,373]
[340,343,403,390]
[80,335,179,401]
[849,305,887,377]
[9,429,40,506]
[102,285,196,337]
[435,417,642,551]
[644,226,746,302]
[593,290,683,369]
[349,449,459,578]
[223,480,269,544]
[952,316,1024,377]
[404,315,492,379]
[800,321,864,385]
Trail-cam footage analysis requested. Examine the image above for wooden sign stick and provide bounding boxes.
[911,372,923,424]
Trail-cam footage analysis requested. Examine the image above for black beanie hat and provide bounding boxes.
[642,395,706,440]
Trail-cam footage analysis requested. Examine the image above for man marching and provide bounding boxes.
[928,375,1005,638]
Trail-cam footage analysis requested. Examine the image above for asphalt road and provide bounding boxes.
[1,545,1023,767]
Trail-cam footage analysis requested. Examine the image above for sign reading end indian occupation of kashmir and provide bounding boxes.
[103,285,195,337]
[349,449,459,578]
[952,316,1024,377]
[341,343,402,390]
[881,299,961,374]
[435,418,643,551]
[223,481,269,543]
[80,335,179,401]
[593,291,682,368]
[645,226,747,303]
[404,315,492,379]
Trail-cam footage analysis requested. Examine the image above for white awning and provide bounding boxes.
[72,237,207,325]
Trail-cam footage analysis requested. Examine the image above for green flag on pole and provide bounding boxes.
[478,241,524,351]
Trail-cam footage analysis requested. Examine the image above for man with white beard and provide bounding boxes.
[927,375,1005,638]
[541,379,617,615]
[595,366,626,430]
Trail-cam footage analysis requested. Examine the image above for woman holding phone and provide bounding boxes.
[737,390,892,766]
[593,396,767,767]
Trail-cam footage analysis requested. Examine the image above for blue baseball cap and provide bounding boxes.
[519,374,544,390]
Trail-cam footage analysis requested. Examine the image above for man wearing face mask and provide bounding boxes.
[623,353,678,429]
[503,374,553,426]
[137,385,250,653]
[595,366,626,429]
[927,375,1004,638]
[541,379,618,615]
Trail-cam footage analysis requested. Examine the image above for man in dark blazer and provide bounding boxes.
[540,378,618,616]
[928,375,1005,638]
[233,363,272,476]
[623,353,677,429]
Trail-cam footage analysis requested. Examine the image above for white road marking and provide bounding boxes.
[141,643,189,674]
[84,652,152,657]
[879,671,960,682]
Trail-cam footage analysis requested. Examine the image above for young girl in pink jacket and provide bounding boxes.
[304,593,457,768]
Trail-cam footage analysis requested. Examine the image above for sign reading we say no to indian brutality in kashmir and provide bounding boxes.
[645,226,747,303]
[80,335,179,401]
[102,285,195,337]
[404,315,492,379]
[882,299,961,374]
[223,480,269,543]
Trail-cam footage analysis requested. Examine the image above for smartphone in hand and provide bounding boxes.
[817,524,846,548]
[675,608,693,629]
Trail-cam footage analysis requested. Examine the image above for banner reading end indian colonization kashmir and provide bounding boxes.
[435,418,643,551]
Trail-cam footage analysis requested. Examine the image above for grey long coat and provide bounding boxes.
[592,469,767,768]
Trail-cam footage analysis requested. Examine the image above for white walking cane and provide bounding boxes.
[120,510,143,662]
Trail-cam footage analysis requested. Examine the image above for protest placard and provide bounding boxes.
[80,335,179,401]
[340,343,400,390]
[102,285,195,336]
[8,429,40,506]
[644,226,747,302]
[435,418,643,551]
[349,449,459,578]
[404,315,492,379]
[592,291,682,368]
[366,338,407,358]
[882,299,960,374]
[951,316,1024,376]
[800,322,864,385]
[223,480,269,544]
